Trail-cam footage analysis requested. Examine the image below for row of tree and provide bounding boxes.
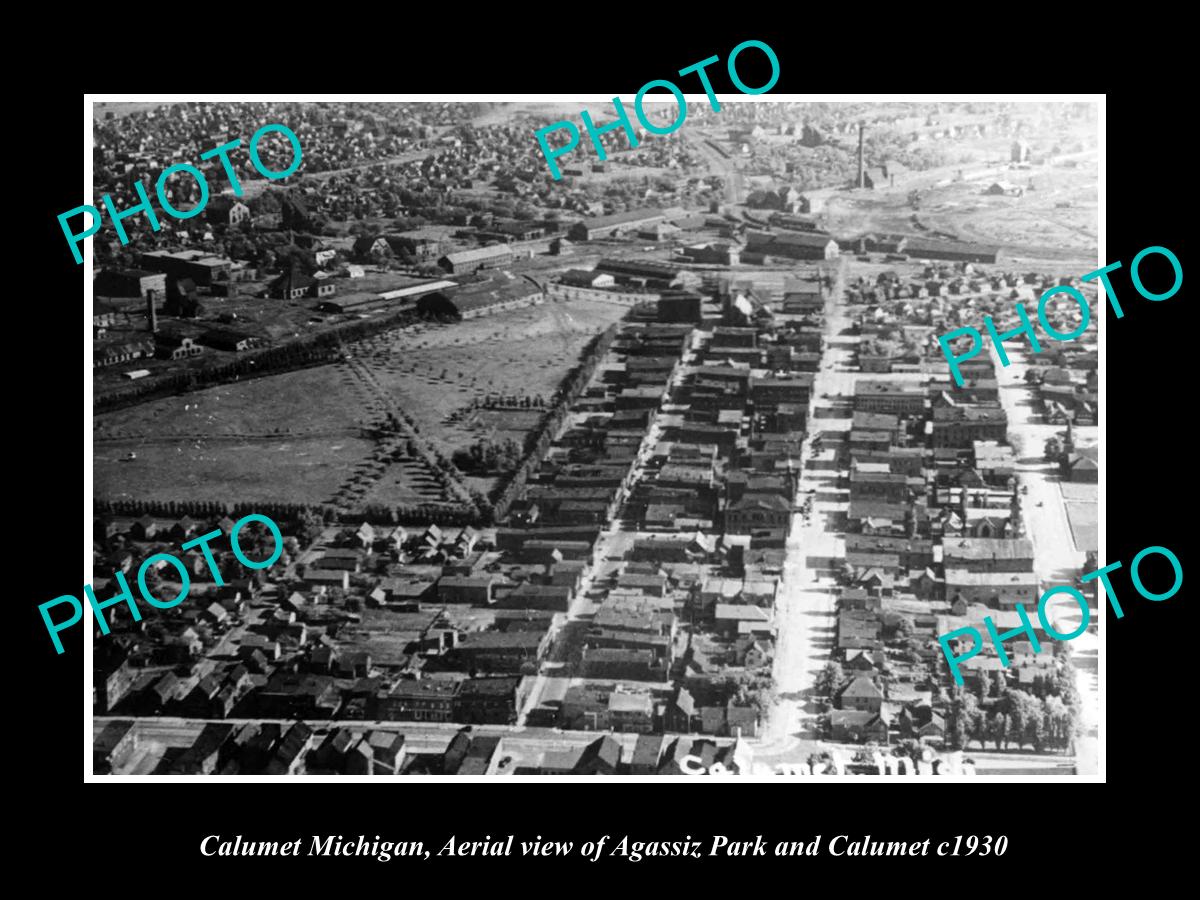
[94,494,481,534]
[97,305,430,413]
[948,682,1079,753]
[487,325,621,524]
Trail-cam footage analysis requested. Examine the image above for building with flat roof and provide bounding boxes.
[376,678,462,723]
[139,250,233,285]
[854,380,926,414]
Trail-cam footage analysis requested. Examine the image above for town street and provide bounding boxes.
[989,344,1099,777]
[754,258,851,761]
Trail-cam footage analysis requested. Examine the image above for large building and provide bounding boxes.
[318,279,458,315]
[745,231,839,261]
[416,277,543,320]
[140,250,233,285]
[942,538,1034,573]
[452,676,531,725]
[781,277,823,314]
[437,245,513,274]
[945,570,1039,609]
[376,679,461,723]
[595,258,683,289]
[94,268,167,298]
[931,405,1009,448]
[854,380,926,415]
[568,209,666,241]
[896,237,999,264]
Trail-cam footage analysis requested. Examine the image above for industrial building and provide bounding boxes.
[558,269,615,289]
[140,250,233,286]
[317,279,459,315]
[94,268,167,298]
[438,245,513,274]
[417,276,543,320]
[893,237,999,264]
[568,208,667,241]
[745,231,839,261]
[594,258,683,289]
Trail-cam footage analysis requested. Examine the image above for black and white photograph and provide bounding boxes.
[81,96,1106,781]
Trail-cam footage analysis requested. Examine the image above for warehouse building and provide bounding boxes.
[417,277,543,320]
[595,258,683,289]
[893,236,999,264]
[568,208,667,241]
[318,279,459,314]
[139,250,233,286]
[438,244,513,274]
[94,268,167,298]
[745,231,839,261]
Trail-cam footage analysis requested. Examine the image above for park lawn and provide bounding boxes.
[357,299,625,456]
[94,435,374,505]
[94,364,372,441]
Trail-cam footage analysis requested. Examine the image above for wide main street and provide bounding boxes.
[988,344,1099,777]
[753,258,851,765]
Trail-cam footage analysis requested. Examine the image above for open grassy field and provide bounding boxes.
[95,365,369,440]
[94,364,380,505]
[351,298,627,456]
[94,434,375,504]
[94,297,629,510]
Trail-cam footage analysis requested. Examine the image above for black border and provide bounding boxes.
[19,27,1191,877]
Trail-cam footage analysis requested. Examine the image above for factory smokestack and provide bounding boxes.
[146,288,158,334]
[857,122,865,189]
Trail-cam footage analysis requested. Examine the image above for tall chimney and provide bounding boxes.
[146,288,158,334]
[857,122,865,188]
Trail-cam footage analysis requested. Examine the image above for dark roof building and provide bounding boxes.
[437,245,513,274]
[418,276,543,320]
[568,209,667,241]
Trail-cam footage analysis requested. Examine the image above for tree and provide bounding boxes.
[814,661,844,698]
[988,669,1007,699]
[1004,690,1045,751]
[1043,436,1062,462]
[951,692,984,750]
[948,700,966,750]
[1042,694,1072,752]
[987,710,1010,750]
